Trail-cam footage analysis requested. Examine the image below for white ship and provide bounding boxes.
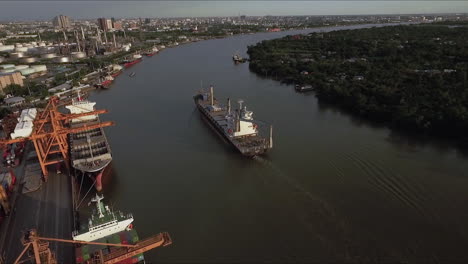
[72,194,134,242]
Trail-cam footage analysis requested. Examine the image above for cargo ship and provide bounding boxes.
[143,46,159,57]
[108,64,123,78]
[123,54,142,68]
[74,194,143,263]
[98,75,114,88]
[66,93,112,191]
[194,86,273,156]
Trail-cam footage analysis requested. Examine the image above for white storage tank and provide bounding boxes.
[71,51,86,59]
[0,45,15,52]
[0,64,15,69]
[15,47,28,52]
[15,65,29,70]
[0,68,16,73]
[41,53,57,59]
[10,52,25,59]
[54,56,70,63]
[19,68,35,76]
[31,65,47,72]
[20,57,37,63]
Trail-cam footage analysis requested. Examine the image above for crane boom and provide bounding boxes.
[14,229,172,264]
[36,236,136,248]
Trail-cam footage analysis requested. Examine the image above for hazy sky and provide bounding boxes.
[1,1,467,20]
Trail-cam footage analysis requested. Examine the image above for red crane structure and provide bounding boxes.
[13,229,172,264]
[0,96,114,178]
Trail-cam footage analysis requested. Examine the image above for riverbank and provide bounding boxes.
[248,23,468,145]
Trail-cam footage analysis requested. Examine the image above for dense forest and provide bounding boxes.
[248,24,468,140]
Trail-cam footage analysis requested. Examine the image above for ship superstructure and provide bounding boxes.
[194,86,273,156]
[73,194,133,242]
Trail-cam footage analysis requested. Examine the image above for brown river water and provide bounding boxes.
[88,24,468,263]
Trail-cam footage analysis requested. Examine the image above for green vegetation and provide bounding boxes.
[248,24,468,139]
[3,82,49,99]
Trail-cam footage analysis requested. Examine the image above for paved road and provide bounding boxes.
[3,169,74,263]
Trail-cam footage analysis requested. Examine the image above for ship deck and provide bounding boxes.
[69,118,112,171]
[196,97,270,156]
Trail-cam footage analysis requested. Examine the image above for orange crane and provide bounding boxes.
[13,229,172,264]
[0,96,114,178]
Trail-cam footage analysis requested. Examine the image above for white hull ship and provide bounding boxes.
[73,194,133,242]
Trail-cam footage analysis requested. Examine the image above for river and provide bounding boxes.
[89,24,468,263]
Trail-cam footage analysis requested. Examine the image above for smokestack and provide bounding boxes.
[75,31,81,52]
[210,86,214,106]
[227,98,231,114]
[236,110,240,132]
[97,28,102,44]
[104,30,108,44]
[113,32,117,48]
[269,125,273,148]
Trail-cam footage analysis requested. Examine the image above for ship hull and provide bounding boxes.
[124,58,142,68]
[194,96,269,156]
[111,70,122,78]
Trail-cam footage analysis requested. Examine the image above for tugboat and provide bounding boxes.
[66,92,112,191]
[129,72,136,77]
[233,54,247,63]
[295,84,314,92]
[194,86,273,156]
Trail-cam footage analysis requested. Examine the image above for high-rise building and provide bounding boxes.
[145,18,151,24]
[113,22,122,30]
[97,18,113,31]
[52,15,71,29]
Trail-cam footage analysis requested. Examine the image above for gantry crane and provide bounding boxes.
[14,229,172,264]
[0,96,114,178]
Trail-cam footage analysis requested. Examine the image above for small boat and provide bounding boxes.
[295,84,314,92]
[129,72,136,77]
[233,54,247,63]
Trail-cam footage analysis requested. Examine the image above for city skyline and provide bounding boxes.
[1,1,468,21]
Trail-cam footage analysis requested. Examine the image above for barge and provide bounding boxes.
[194,86,273,156]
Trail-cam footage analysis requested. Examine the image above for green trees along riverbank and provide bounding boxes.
[248,24,468,141]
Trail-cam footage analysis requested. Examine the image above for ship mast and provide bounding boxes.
[91,194,105,218]
[210,85,214,106]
